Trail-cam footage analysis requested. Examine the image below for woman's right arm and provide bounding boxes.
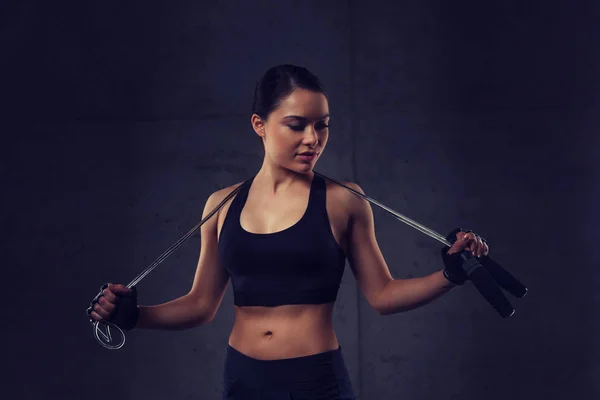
[135,185,238,330]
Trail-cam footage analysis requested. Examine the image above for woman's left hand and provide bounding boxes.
[447,230,490,258]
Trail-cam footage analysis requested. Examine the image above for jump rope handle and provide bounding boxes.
[86,284,131,350]
[461,252,516,318]
[480,256,528,298]
[445,228,527,318]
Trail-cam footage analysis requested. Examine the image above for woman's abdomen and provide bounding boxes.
[228,302,339,360]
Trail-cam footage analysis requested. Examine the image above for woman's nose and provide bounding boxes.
[303,127,318,145]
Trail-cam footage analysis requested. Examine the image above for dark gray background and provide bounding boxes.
[3,1,598,399]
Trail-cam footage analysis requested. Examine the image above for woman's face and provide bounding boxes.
[253,88,330,174]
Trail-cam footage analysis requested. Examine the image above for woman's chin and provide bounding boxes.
[298,160,317,170]
[287,162,315,174]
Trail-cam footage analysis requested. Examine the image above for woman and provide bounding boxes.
[88,64,489,399]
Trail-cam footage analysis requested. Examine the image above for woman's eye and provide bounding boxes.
[289,124,329,131]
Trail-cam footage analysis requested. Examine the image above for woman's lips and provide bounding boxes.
[297,153,317,162]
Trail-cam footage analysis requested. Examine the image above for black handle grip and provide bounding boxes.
[461,252,516,318]
[480,256,528,298]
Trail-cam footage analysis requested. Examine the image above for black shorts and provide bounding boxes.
[222,345,356,400]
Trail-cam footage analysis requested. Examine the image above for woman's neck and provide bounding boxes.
[255,160,313,195]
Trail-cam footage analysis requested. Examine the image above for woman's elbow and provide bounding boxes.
[182,295,216,328]
[371,287,393,316]
[369,296,389,316]
[199,308,218,325]
[194,299,223,326]
[374,303,395,316]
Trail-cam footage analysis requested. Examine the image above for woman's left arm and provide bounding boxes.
[344,183,487,316]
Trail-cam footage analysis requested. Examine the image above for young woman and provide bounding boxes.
[88,65,489,400]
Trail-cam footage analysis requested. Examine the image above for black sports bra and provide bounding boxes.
[218,174,347,307]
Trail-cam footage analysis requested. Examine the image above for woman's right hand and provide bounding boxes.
[87,283,140,331]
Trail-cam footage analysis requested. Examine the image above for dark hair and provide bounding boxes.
[252,64,328,120]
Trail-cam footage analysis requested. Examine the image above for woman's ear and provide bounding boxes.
[251,114,266,138]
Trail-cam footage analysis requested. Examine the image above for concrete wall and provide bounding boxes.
[3,1,598,399]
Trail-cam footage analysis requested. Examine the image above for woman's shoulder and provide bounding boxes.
[324,179,366,198]
[324,179,367,215]
[203,180,247,213]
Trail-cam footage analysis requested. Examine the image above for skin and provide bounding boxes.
[90,88,489,360]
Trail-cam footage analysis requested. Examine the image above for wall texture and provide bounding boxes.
[3,1,598,399]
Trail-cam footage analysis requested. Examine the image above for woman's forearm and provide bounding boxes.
[135,294,212,330]
[376,270,457,315]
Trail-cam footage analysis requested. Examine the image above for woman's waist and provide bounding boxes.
[228,304,338,360]
[223,342,349,390]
